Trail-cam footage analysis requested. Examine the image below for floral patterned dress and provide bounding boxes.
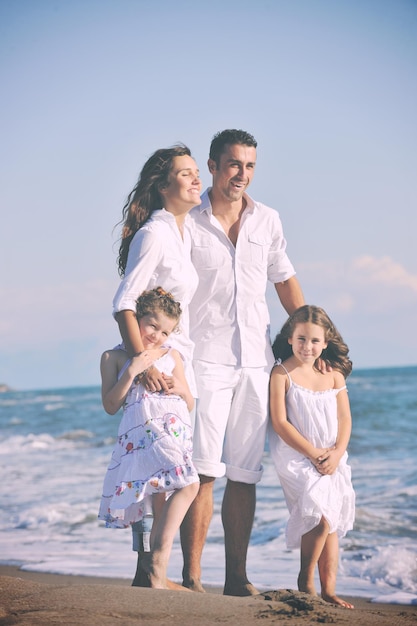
[98,348,199,529]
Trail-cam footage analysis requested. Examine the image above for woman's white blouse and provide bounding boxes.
[112,209,199,393]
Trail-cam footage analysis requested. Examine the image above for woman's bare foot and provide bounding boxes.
[182,576,206,593]
[133,556,190,591]
[321,592,354,608]
[167,580,192,592]
[131,555,167,590]
[132,575,190,591]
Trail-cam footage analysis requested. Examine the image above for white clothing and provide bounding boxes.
[113,209,199,394]
[192,360,272,483]
[187,188,295,481]
[188,189,296,367]
[268,362,355,549]
[98,348,199,529]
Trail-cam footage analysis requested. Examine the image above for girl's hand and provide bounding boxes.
[310,447,330,467]
[314,446,342,475]
[131,351,153,375]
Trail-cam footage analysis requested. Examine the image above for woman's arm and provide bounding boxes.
[113,231,169,391]
[100,351,153,415]
[113,232,156,358]
[164,350,194,412]
[115,310,145,357]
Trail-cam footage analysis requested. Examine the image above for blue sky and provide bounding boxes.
[1,0,416,391]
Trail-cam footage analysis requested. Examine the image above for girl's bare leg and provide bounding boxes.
[298,517,330,595]
[318,532,354,609]
[144,484,199,589]
[180,475,215,592]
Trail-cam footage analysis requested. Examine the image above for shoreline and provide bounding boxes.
[1,565,416,625]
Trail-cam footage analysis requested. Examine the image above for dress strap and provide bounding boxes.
[118,358,131,380]
[273,358,292,384]
[335,385,347,395]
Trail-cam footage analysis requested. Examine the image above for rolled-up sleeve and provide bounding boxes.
[112,229,163,316]
[266,211,296,284]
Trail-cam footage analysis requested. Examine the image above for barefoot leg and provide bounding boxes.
[180,475,214,592]
[149,483,199,589]
[298,517,330,596]
[318,532,354,608]
[222,480,259,596]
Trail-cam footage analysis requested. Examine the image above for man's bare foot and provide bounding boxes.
[182,577,206,593]
[223,581,259,597]
[321,593,354,609]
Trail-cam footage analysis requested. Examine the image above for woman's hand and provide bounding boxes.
[162,373,186,398]
[140,364,172,392]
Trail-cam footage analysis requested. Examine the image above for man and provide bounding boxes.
[181,129,305,596]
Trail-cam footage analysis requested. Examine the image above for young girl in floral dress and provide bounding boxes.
[98,287,199,589]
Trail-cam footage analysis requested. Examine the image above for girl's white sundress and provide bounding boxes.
[98,348,199,529]
[268,361,355,549]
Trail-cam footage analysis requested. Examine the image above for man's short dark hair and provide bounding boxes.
[209,129,257,165]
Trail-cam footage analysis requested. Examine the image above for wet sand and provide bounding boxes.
[1,565,416,625]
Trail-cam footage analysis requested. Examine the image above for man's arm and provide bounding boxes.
[274,276,305,315]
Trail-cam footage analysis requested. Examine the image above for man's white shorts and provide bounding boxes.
[192,360,271,484]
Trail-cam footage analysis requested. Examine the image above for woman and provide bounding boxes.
[113,144,201,395]
[111,145,201,589]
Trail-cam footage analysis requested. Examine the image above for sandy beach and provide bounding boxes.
[1,566,416,625]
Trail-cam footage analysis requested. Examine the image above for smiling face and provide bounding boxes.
[138,309,178,349]
[159,154,202,212]
[288,322,328,364]
[209,143,256,203]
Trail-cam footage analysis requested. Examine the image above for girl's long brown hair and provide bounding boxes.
[272,305,352,378]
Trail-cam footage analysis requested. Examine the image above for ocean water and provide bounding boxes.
[1,365,416,604]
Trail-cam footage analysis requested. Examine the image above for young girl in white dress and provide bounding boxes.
[269,305,355,609]
[98,287,199,589]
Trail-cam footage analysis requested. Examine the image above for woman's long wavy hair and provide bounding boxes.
[272,305,352,378]
[116,144,192,277]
